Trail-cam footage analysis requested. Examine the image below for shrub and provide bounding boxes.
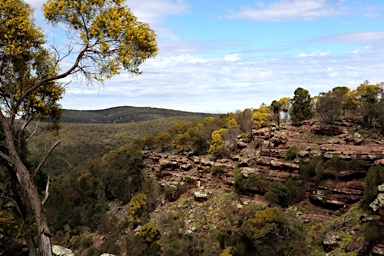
[254,139,261,149]
[217,205,307,256]
[139,222,160,243]
[211,165,224,175]
[234,168,269,193]
[284,146,297,161]
[164,183,187,201]
[363,222,382,243]
[363,165,384,207]
[285,178,305,204]
[184,176,196,184]
[300,156,324,181]
[80,236,93,249]
[265,182,291,207]
[81,247,99,256]
[129,193,147,218]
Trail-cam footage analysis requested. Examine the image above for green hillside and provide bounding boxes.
[60,106,217,123]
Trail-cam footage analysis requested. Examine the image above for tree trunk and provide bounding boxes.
[3,125,52,256]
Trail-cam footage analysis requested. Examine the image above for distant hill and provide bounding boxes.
[60,106,218,123]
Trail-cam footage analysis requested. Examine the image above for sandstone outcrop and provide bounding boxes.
[144,119,384,211]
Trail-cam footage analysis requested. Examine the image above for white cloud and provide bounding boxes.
[223,0,347,22]
[128,0,190,24]
[298,50,331,57]
[224,54,240,62]
[60,46,384,113]
[316,31,384,44]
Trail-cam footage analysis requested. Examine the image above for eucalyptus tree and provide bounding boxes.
[290,87,312,125]
[0,0,157,254]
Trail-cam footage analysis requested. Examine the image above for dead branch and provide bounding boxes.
[41,177,49,206]
[32,140,61,179]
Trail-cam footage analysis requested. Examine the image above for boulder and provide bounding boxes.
[322,232,341,252]
[52,245,74,256]
[194,190,210,202]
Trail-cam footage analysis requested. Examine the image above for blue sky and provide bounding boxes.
[26,0,384,113]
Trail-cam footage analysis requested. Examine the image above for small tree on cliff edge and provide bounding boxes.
[290,87,313,125]
[0,0,157,255]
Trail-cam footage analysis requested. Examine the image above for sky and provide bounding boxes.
[25,0,384,113]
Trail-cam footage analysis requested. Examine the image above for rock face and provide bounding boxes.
[144,120,384,210]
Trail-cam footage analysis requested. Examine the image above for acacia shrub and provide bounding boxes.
[216,205,307,256]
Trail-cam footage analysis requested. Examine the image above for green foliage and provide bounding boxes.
[284,146,297,161]
[254,139,261,148]
[184,176,196,184]
[271,100,282,127]
[80,236,93,248]
[284,178,305,204]
[290,87,313,125]
[211,165,225,176]
[234,168,269,193]
[315,89,344,125]
[363,222,382,243]
[265,182,291,207]
[164,184,187,202]
[299,156,324,181]
[217,205,307,256]
[324,155,368,177]
[363,165,384,207]
[101,146,144,204]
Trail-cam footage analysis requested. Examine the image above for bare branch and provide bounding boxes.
[25,120,40,142]
[32,140,61,179]
[41,177,49,206]
[21,116,33,132]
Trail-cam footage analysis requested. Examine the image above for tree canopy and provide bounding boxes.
[290,87,312,125]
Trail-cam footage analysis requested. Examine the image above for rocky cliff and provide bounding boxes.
[144,120,384,211]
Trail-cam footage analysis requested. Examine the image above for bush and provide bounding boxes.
[363,165,384,207]
[284,146,297,161]
[363,222,382,243]
[81,247,100,256]
[217,205,307,256]
[211,165,224,175]
[164,183,187,201]
[285,178,305,204]
[254,139,261,149]
[299,156,324,181]
[265,182,291,207]
[129,193,147,218]
[184,176,196,184]
[234,168,269,193]
[80,236,93,249]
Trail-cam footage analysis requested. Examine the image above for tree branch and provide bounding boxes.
[13,46,89,121]
[32,140,61,179]
[41,177,49,206]
[0,150,11,166]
